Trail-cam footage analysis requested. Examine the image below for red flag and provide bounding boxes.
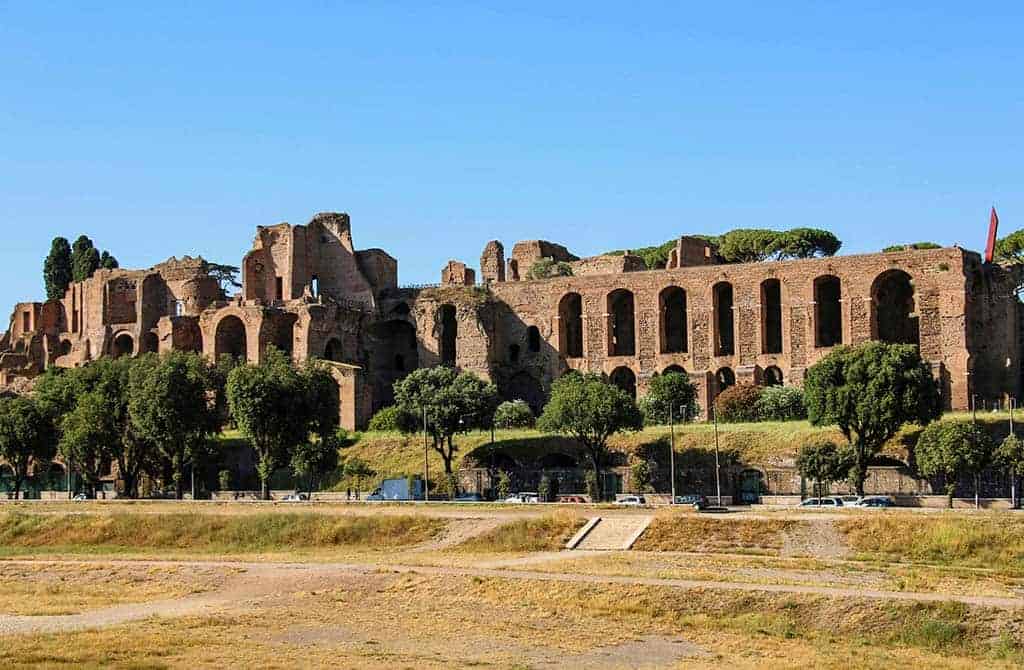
[985,206,999,263]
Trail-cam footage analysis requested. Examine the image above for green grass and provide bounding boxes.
[455,512,585,553]
[0,511,445,556]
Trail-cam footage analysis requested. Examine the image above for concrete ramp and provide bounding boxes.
[572,516,652,551]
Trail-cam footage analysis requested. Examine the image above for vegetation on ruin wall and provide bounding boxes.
[328,411,1021,491]
[418,284,492,306]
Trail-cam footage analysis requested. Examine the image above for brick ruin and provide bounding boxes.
[2,212,1022,431]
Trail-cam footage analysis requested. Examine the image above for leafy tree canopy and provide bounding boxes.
[804,342,941,495]
[0,396,57,499]
[393,366,499,474]
[795,439,852,497]
[43,237,73,301]
[638,371,698,424]
[995,433,1024,477]
[202,261,242,293]
[916,420,994,499]
[995,229,1024,265]
[537,372,642,499]
[526,257,573,280]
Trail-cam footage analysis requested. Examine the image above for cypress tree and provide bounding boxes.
[100,250,119,270]
[43,237,73,301]
[71,235,100,282]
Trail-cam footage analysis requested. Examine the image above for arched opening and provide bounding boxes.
[558,293,584,358]
[539,453,578,469]
[527,326,541,353]
[609,366,637,398]
[607,289,635,357]
[659,286,688,354]
[761,279,782,354]
[439,304,457,366]
[112,333,134,358]
[764,366,783,386]
[872,270,918,345]
[508,344,520,363]
[502,371,546,415]
[715,367,735,392]
[215,315,248,361]
[58,340,72,358]
[311,275,320,299]
[368,320,420,411]
[140,332,159,354]
[271,314,297,356]
[814,275,843,348]
[663,364,687,376]
[177,319,203,353]
[324,337,344,362]
[713,282,735,356]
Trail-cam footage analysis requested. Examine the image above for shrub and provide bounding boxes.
[217,469,232,491]
[713,385,763,423]
[585,470,600,502]
[497,470,512,500]
[494,400,535,428]
[526,257,573,280]
[756,386,807,421]
[630,458,653,493]
[368,406,405,432]
[538,475,551,502]
[639,371,698,424]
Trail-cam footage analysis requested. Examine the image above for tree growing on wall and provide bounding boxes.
[804,342,941,496]
[537,372,643,501]
[526,257,573,280]
[393,366,499,475]
[915,420,994,508]
[0,396,57,500]
[43,237,73,301]
[795,440,853,499]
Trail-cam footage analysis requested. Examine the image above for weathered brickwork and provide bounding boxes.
[2,212,1021,428]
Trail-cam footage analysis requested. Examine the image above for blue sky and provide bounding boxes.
[1,2,1021,310]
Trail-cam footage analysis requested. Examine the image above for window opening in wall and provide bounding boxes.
[609,366,637,398]
[713,283,735,356]
[607,289,636,357]
[394,354,405,372]
[275,277,283,302]
[558,293,583,358]
[660,287,688,354]
[311,275,320,299]
[764,366,783,386]
[527,326,541,353]
[22,312,30,332]
[715,367,735,392]
[814,275,843,347]
[761,279,782,354]
[439,304,458,365]
[872,270,918,345]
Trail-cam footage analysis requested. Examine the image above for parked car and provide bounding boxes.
[366,477,425,501]
[615,495,647,506]
[454,492,484,502]
[855,496,895,508]
[798,496,844,507]
[504,492,540,504]
[282,492,309,502]
[838,495,862,505]
[673,494,709,510]
[72,493,89,501]
[557,495,588,504]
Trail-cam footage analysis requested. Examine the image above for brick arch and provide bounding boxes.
[206,308,261,363]
[110,331,135,358]
[606,289,636,357]
[609,365,637,398]
[557,292,584,358]
[659,286,688,354]
[871,269,918,345]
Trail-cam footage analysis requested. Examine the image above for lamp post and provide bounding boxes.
[668,403,677,504]
[712,404,722,508]
[1011,397,1018,509]
[422,404,429,503]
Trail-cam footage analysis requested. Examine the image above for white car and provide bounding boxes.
[798,496,843,507]
[282,492,309,502]
[615,495,647,506]
[504,492,540,504]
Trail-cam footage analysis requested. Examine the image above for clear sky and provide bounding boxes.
[1,2,1021,312]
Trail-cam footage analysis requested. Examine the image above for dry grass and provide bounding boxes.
[0,563,227,615]
[840,515,1024,572]
[0,511,444,557]
[1,572,1019,669]
[634,515,796,554]
[454,511,584,553]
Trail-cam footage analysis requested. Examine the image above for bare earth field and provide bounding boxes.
[1,502,1023,669]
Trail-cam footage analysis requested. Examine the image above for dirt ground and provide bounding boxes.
[1,503,1023,669]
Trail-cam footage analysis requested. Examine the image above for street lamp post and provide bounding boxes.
[668,403,677,504]
[713,404,722,508]
[422,404,429,503]
[1011,397,1018,509]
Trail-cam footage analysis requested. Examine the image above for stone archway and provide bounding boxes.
[607,289,636,357]
[215,315,248,361]
[872,269,918,345]
[111,333,134,358]
[609,366,637,398]
[558,292,584,358]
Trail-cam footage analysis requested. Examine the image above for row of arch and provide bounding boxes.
[557,269,918,359]
[604,363,784,399]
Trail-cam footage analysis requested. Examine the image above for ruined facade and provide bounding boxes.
[2,212,1021,429]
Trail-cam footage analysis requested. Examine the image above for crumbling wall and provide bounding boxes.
[479,240,505,284]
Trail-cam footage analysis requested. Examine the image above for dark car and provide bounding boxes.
[855,496,895,508]
[673,494,709,510]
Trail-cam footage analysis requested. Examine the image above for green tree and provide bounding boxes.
[226,349,311,499]
[716,229,783,263]
[804,342,941,496]
[639,371,697,424]
[99,250,119,270]
[92,357,152,499]
[775,228,842,259]
[0,396,57,499]
[343,457,376,495]
[59,391,114,497]
[795,440,852,499]
[526,257,573,280]
[995,229,1024,265]
[130,351,221,499]
[537,372,643,501]
[43,237,73,301]
[916,420,994,508]
[883,242,942,253]
[497,470,512,500]
[756,386,807,421]
[629,457,653,493]
[71,235,101,282]
[995,433,1024,508]
[393,366,499,475]
[493,399,535,428]
[202,261,242,293]
[291,438,339,497]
